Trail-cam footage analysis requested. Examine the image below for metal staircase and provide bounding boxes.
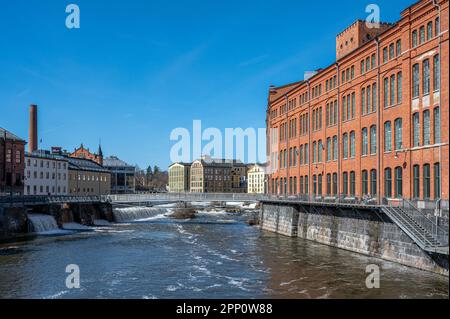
[381,200,449,254]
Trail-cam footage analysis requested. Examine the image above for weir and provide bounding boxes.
[27,214,59,233]
[260,200,449,276]
[112,206,170,222]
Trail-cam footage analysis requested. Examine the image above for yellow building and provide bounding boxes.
[247,164,266,194]
[67,157,111,196]
[168,163,190,193]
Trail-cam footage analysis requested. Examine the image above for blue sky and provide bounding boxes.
[0,0,412,169]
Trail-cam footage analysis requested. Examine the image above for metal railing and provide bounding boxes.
[388,198,449,247]
[0,195,108,205]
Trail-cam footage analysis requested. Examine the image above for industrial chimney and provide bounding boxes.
[29,104,38,153]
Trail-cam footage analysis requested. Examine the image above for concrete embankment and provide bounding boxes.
[0,202,113,241]
[260,202,449,276]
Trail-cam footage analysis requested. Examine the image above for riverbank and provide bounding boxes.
[260,202,449,276]
[0,204,447,299]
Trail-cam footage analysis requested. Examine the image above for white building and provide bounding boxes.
[247,164,266,194]
[24,150,69,196]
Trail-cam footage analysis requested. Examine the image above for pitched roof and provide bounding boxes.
[268,81,304,103]
[66,156,110,173]
[103,156,134,168]
[0,127,26,143]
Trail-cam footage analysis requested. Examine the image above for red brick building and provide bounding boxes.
[266,0,448,206]
[0,128,26,196]
[70,143,104,166]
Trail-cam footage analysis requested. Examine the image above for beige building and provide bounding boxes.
[247,164,266,194]
[67,157,111,196]
[190,157,246,193]
[168,163,190,193]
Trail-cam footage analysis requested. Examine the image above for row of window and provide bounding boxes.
[412,107,441,147]
[272,52,439,122]
[5,150,22,164]
[26,185,66,195]
[383,72,402,108]
[382,40,402,64]
[312,107,323,131]
[361,54,377,74]
[341,65,355,84]
[412,54,440,98]
[325,75,337,92]
[26,170,67,181]
[26,158,67,170]
[325,100,338,127]
[412,18,440,48]
[271,162,441,200]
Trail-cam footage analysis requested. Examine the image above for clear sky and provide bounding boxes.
[0,0,413,170]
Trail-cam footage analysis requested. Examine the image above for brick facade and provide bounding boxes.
[266,0,449,205]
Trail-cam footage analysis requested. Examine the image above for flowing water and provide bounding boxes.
[27,214,60,234]
[0,206,448,299]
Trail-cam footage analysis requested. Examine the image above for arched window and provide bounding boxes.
[434,107,440,144]
[423,59,430,95]
[326,174,332,196]
[423,110,430,145]
[343,172,348,196]
[370,169,377,196]
[362,128,368,156]
[423,164,431,199]
[362,170,368,195]
[395,166,403,198]
[370,125,377,154]
[350,131,356,157]
[384,121,392,152]
[343,133,348,159]
[413,165,420,199]
[434,163,440,199]
[394,118,402,150]
[333,173,338,196]
[384,168,392,198]
[413,64,420,98]
[350,171,356,196]
[413,113,420,147]
[412,30,418,47]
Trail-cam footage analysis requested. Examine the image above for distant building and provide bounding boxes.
[190,156,247,193]
[247,164,266,194]
[0,128,26,196]
[24,150,69,196]
[67,157,111,196]
[168,163,190,193]
[70,143,104,166]
[103,156,136,194]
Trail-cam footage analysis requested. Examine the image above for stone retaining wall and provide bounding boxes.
[260,203,448,276]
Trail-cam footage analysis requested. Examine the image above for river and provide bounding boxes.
[0,205,448,299]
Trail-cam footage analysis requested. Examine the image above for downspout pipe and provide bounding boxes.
[375,36,381,205]
[432,0,442,216]
[335,63,340,201]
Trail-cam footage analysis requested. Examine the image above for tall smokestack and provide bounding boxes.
[29,104,38,153]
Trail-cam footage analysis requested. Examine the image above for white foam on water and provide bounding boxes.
[113,207,170,222]
[28,214,60,234]
[63,223,94,231]
[198,209,229,216]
